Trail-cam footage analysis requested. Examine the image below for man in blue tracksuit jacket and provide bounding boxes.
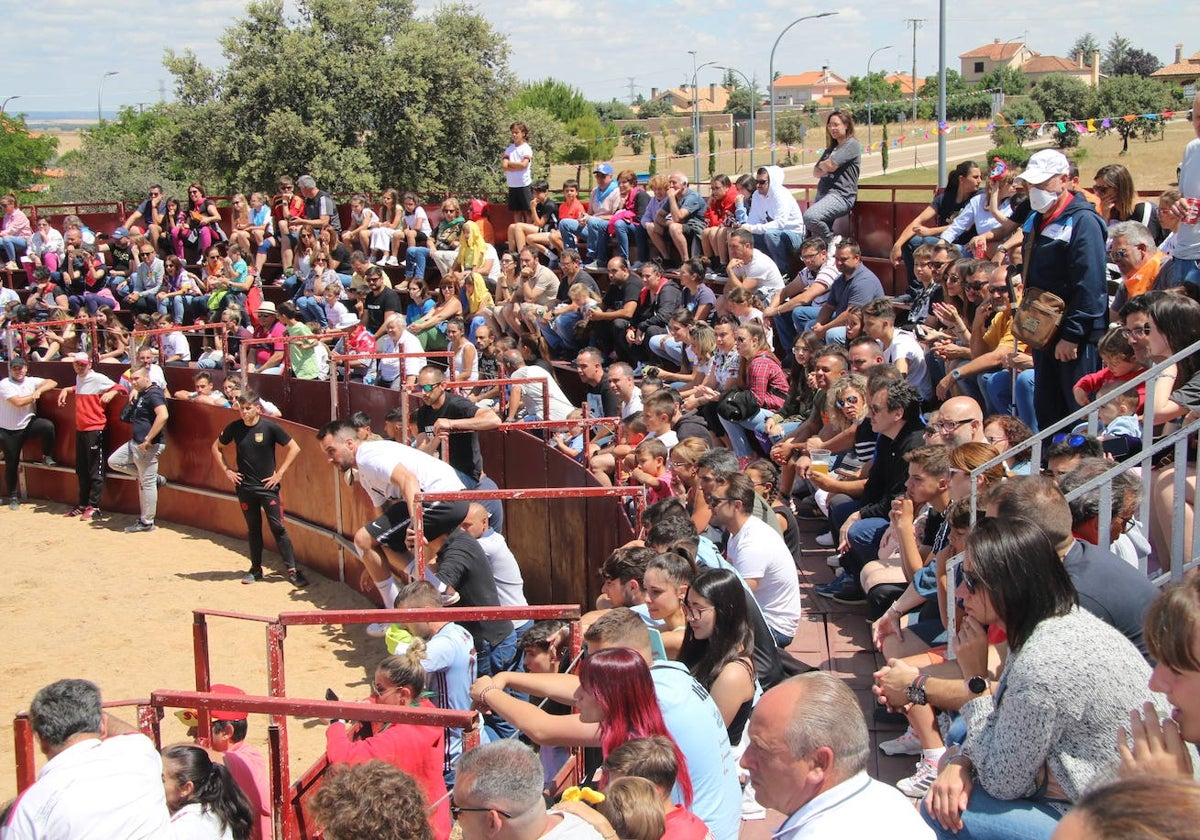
[1016,149,1108,431]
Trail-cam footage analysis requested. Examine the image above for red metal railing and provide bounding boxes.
[129,321,230,371]
[4,316,99,362]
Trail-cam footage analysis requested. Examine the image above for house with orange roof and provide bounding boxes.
[886,74,918,96]
[1022,53,1101,87]
[771,68,849,107]
[648,83,732,114]
[959,39,1036,83]
[1152,44,1200,87]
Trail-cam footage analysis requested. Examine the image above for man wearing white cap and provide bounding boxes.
[1015,149,1108,430]
[56,353,121,522]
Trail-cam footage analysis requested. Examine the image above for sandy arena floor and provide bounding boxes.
[0,498,383,803]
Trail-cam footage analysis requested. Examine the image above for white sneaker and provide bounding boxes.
[896,758,939,798]
[366,622,391,638]
[815,531,835,547]
[879,727,922,756]
[384,255,399,266]
[826,553,843,568]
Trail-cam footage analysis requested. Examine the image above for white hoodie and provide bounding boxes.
[744,165,805,234]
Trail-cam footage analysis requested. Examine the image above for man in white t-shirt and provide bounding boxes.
[461,502,527,608]
[317,419,466,634]
[454,741,604,840]
[606,361,643,419]
[710,472,803,646]
[722,228,784,311]
[6,679,172,840]
[0,357,57,508]
[500,350,574,421]
[862,298,932,403]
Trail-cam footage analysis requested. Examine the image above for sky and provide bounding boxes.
[7,0,1183,117]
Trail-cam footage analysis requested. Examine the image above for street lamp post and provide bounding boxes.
[689,55,718,186]
[97,70,118,124]
[769,11,839,165]
[715,66,756,173]
[865,45,894,154]
[0,96,19,116]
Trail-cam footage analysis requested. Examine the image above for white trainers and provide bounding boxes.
[366,622,391,638]
[815,531,835,547]
[879,727,922,756]
[826,553,843,568]
[385,255,400,266]
[896,759,939,798]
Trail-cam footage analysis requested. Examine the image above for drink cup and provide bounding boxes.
[810,448,832,474]
[1183,198,1200,225]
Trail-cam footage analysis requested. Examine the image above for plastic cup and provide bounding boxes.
[810,448,832,474]
[1183,198,1200,225]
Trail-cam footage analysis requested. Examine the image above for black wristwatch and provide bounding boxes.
[906,675,928,706]
[967,675,989,695]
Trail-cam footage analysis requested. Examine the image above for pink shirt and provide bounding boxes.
[224,741,271,840]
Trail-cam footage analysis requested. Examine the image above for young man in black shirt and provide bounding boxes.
[211,389,309,586]
[362,266,401,337]
[412,365,505,530]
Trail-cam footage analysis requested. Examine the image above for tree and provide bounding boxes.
[994,97,1046,146]
[649,137,658,176]
[1095,75,1175,154]
[560,115,616,170]
[978,66,1027,95]
[1102,33,1132,76]
[0,114,58,195]
[591,99,635,123]
[156,0,514,193]
[510,79,593,124]
[848,72,903,105]
[708,126,717,178]
[726,87,760,120]
[1111,48,1163,78]
[918,69,968,99]
[1069,33,1101,63]
[721,69,742,90]
[775,114,807,148]
[637,98,675,119]
[1031,74,1096,148]
[673,132,694,156]
[880,121,889,173]
[621,123,648,155]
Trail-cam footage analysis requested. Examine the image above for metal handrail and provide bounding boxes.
[969,333,1200,579]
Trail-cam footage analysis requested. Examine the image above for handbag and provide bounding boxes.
[1010,288,1065,350]
[716,387,760,422]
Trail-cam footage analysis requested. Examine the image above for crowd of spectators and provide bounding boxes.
[4,96,1200,840]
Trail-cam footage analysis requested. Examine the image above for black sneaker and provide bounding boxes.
[288,568,310,587]
[124,520,155,533]
[242,570,264,584]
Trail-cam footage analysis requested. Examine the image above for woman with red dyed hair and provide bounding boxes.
[575,647,693,808]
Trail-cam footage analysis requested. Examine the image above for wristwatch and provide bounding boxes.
[966,675,989,695]
[906,675,929,706]
[950,368,962,381]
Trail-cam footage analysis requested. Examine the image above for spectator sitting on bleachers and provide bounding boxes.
[508,180,558,261]
[764,236,835,352]
[698,174,739,279]
[425,197,466,278]
[622,263,683,367]
[157,255,203,324]
[803,109,861,245]
[862,299,932,404]
[21,217,64,286]
[559,163,621,269]
[646,172,707,269]
[113,235,162,316]
[890,161,982,298]
[811,238,884,347]
[1107,221,1172,321]
[720,229,784,319]
[741,165,805,275]
[148,312,191,366]
[501,348,573,423]
[606,169,650,266]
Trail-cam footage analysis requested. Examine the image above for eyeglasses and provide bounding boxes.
[934,417,973,433]
[705,495,736,506]
[419,383,440,393]
[1051,432,1088,448]
[683,603,713,621]
[986,285,1009,296]
[835,395,860,408]
[1092,183,1113,194]
[140,251,155,257]
[755,179,768,185]
[929,261,951,269]
[280,186,294,191]
[954,563,980,594]
[1128,324,1152,336]
[965,282,986,291]
[450,796,514,821]
[1108,248,1129,260]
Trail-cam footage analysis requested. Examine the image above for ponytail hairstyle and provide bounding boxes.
[162,744,254,840]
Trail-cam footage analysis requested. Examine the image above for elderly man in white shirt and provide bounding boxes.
[741,673,934,840]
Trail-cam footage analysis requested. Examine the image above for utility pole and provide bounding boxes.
[905,18,925,124]
[626,77,638,104]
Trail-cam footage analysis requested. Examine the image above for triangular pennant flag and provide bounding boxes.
[1086,119,1096,132]
[1124,114,1137,123]
[1056,122,1066,132]
[1101,118,1112,128]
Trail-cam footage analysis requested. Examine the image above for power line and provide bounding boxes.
[905,18,926,123]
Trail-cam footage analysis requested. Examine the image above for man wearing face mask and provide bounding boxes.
[1015,149,1108,431]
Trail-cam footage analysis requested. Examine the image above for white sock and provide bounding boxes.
[922,747,946,765]
[376,578,400,609]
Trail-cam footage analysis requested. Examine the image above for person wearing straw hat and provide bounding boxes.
[247,301,286,374]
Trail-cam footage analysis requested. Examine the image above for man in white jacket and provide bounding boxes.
[742,165,806,275]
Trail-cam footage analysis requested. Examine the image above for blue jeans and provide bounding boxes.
[803,192,855,243]
[159,294,202,324]
[558,218,584,251]
[774,305,823,353]
[718,407,774,458]
[648,334,684,364]
[843,517,889,577]
[982,368,1038,431]
[752,230,804,275]
[612,220,643,262]
[1177,257,1200,289]
[296,295,327,327]
[406,246,428,279]
[583,217,611,261]
[541,311,583,356]
[0,236,27,263]
[920,788,1061,840]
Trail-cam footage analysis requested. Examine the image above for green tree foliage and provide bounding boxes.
[0,115,58,195]
[880,121,889,173]
[638,98,675,119]
[153,0,513,194]
[1031,74,1095,148]
[708,127,717,178]
[775,114,807,148]
[726,87,760,120]
[848,72,903,105]
[1102,33,1131,76]
[1111,48,1163,78]
[1095,76,1175,154]
[1069,33,1101,63]
[591,99,635,122]
[994,98,1046,146]
[649,137,658,175]
[918,69,968,99]
[673,132,695,156]
[510,79,593,124]
[560,115,616,169]
[978,66,1027,95]
[622,123,648,155]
